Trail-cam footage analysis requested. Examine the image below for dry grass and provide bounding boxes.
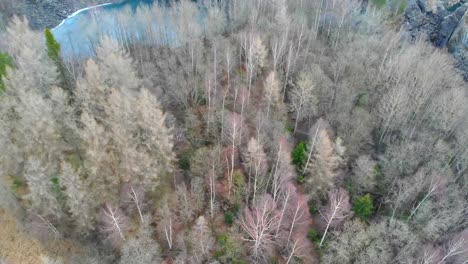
[0,208,79,264]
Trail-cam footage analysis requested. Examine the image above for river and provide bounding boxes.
[51,0,202,60]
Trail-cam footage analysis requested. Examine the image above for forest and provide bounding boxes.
[0,0,467,263]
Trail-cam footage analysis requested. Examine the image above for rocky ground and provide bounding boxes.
[2,0,116,30]
[404,0,468,80]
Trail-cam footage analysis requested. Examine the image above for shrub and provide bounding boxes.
[0,52,13,91]
[309,203,318,215]
[179,153,190,170]
[292,142,307,169]
[297,175,305,184]
[224,211,234,226]
[216,232,244,263]
[352,194,374,220]
[371,0,387,8]
[307,229,320,244]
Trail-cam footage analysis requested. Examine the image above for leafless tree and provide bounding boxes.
[120,221,162,264]
[242,137,268,203]
[157,199,175,250]
[289,71,318,133]
[305,129,341,195]
[99,204,129,242]
[269,137,295,202]
[241,31,267,99]
[263,71,283,120]
[241,194,279,261]
[351,155,378,194]
[60,162,95,233]
[223,112,246,198]
[319,188,351,247]
[122,183,145,224]
[29,212,62,241]
[438,230,468,264]
[189,216,215,262]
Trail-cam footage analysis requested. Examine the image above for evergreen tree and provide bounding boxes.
[0,52,13,91]
[44,28,75,95]
[292,142,307,170]
[44,28,60,64]
[352,194,374,220]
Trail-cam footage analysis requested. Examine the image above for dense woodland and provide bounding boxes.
[0,0,467,263]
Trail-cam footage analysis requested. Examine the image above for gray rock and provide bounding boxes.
[404,0,468,80]
[437,3,468,47]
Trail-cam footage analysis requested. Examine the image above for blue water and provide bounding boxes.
[51,0,200,59]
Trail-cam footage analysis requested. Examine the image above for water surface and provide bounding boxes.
[52,0,201,59]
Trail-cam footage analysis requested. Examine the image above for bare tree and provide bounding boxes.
[40,256,64,264]
[438,230,468,264]
[189,216,215,262]
[407,172,447,221]
[99,204,129,242]
[122,183,145,224]
[351,155,378,194]
[416,245,444,264]
[120,221,162,264]
[263,71,283,120]
[319,188,351,247]
[242,137,268,203]
[175,183,195,223]
[241,194,279,261]
[157,199,175,250]
[302,119,324,174]
[241,31,267,99]
[60,162,95,233]
[305,129,341,195]
[24,159,63,220]
[223,112,246,198]
[269,137,295,202]
[29,212,62,241]
[289,71,318,133]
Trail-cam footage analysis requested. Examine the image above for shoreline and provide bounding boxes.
[52,3,114,31]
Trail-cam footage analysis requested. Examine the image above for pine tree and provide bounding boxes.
[44,28,75,96]
[44,28,60,64]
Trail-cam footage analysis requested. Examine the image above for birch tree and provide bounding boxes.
[319,188,350,247]
[122,183,145,224]
[242,137,268,203]
[223,112,245,198]
[99,204,129,243]
[438,230,468,264]
[242,32,267,99]
[270,137,295,202]
[241,194,279,261]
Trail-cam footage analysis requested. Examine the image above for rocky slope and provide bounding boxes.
[404,0,468,80]
[2,0,115,30]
